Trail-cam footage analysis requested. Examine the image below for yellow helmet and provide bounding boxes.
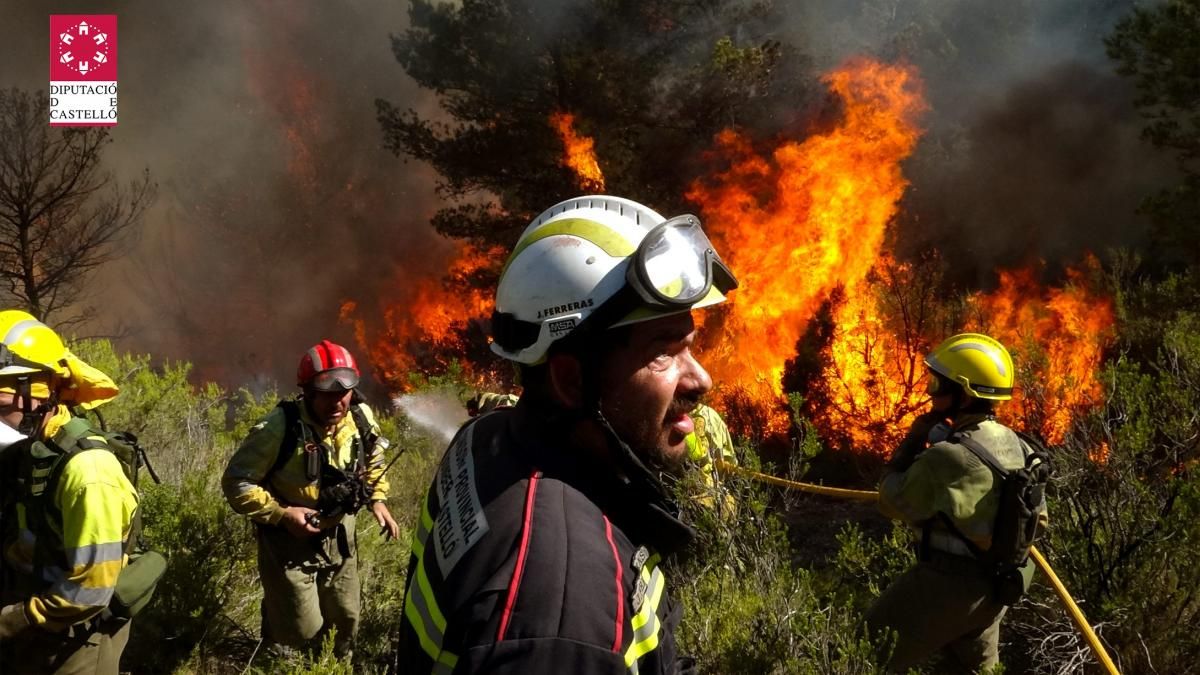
[924,332,1014,401]
[0,310,68,379]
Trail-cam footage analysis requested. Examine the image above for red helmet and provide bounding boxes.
[297,340,360,391]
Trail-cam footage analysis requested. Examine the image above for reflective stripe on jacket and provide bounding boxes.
[397,409,690,674]
[222,399,387,526]
[2,406,138,631]
[684,403,735,466]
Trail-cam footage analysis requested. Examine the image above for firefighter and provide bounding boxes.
[468,392,736,512]
[0,310,135,674]
[395,195,738,673]
[684,401,737,509]
[465,392,519,417]
[222,340,399,658]
[868,333,1045,672]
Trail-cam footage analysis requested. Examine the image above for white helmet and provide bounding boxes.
[491,195,737,364]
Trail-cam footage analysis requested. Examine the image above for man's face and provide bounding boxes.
[305,387,354,429]
[597,312,712,475]
[0,387,43,432]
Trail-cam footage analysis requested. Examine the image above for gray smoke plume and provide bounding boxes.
[1,0,448,389]
[786,0,1173,283]
[0,0,1176,388]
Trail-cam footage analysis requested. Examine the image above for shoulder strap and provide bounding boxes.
[350,402,374,471]
[55,417,97,452]
[37,425,101,543]
[953,432,1011,478]
[269,400,302,479]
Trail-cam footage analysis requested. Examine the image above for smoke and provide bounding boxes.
[0,0,1176,389]
[393,392,467,444]
[780,0,1172,284]
[0,0,448,390]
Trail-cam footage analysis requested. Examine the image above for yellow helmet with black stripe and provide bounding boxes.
[925,332,1014,401]
[0,310,70,400]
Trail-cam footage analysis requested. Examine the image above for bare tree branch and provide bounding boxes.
[0,88,156,323]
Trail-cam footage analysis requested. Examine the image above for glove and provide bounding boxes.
[0,602,30,640]
[887,412,946,472]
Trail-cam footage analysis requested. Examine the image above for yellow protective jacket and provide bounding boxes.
[476,392,519,414]
[222,398,389,526]
[879,416,1047,554]
[2,406,138,631]
[684,403,736,466]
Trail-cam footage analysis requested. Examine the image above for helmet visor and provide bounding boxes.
[310,367,359,392]
[630,215,738,307]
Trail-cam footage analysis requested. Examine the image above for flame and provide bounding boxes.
[970,257,1114,445]
[351,56,1115,461]
[550,112,606,191]
[687,58,1115,453]
[345,241,504,391]
[806,256,1115,454]
[809,256,934,453]
[688,59,927,436]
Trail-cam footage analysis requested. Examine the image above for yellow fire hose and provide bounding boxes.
[713,460,1120,674]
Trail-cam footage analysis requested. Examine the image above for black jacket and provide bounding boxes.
[396,406,694,674]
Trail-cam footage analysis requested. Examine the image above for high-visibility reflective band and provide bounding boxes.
[404,493,458,670]
[433,650,459,675]
[411,498,434,558]
[2,319,42,346]
[64,541,125,567]
[48,578,115,607]
[503,218,637,277]
[624,556,665,668]
[404,579,452,666]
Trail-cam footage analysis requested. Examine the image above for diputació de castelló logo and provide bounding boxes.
[49,15,118,126]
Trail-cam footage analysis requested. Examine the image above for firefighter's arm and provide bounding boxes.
[886,411,944,473]
[358,404,390,501]
[878,446,945,523]
[24,450,136,632]
[221,410,289,525]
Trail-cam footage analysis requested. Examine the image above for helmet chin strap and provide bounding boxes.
[13,377,53,437]
[576,357,673,506]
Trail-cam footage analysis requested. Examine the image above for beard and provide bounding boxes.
[622,395,699,479]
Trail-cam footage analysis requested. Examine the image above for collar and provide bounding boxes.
[506,401,694,555]
[40,404,72,440]
[951,412,995,433]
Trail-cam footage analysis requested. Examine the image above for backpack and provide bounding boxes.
[265,395,382,525]
[939,428,1051,604]
[268,396,377,480]
[32,417,166,619]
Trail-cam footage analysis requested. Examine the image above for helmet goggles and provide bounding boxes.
[310,367,360,392]
[489,197,739,365]
[629,215,737,309]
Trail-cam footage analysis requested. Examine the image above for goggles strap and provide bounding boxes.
[14,378,53,437]
[588,404,672,506]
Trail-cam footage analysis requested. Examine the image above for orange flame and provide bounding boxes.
[355,57,1115,460]
[688,59,927,436]
[550,112,606,191]
[345,241,504,391]
[687,58,1114,453]
[970,257,1114,445]
[810,256,935,453]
